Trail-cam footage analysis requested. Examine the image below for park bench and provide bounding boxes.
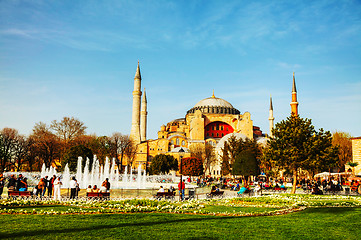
[350,185,361,194]
[154,191,175,200]
[86,192,110,200]
[8,190,32,199]
[273,187,287,192]
[206,191,224,199]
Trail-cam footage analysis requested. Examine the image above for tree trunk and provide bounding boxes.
[291,169,297,194]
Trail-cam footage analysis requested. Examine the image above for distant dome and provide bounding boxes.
[256,137,268,147]
[187,95,240,115]
[216,132,248,149]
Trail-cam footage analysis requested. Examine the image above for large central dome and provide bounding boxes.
[187,94,240,115]
[194,97,234,108]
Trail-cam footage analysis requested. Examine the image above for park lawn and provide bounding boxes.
[0,207,360,240]
[203,204,278,213]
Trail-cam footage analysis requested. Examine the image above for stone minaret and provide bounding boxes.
[290,72,299,116]
[130,61,142,144]
[268,95,275,137]
[140,88,147,142]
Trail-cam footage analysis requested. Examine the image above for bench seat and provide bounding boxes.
[154,191,175,200]
[86,192,110,200]
[206,191,224,198]
[8,191,32,198]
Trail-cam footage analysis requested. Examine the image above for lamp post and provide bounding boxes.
[179,148,185,200]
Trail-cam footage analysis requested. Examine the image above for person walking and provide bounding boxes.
[53,177,62,201]
[178,180,185,200]
[69,177,77,199]
[37,178,46,197]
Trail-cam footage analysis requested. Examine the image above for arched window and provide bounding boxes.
[176,138,180,145]
[170,140,174,145]
[181,140,185,146]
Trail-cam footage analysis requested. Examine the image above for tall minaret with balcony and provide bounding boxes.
[130,61,142,144]
[290,72,299,116]
[269,95,275,137]
[140,88,147,142]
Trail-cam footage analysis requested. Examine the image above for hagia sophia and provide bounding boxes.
[128,62,298,176]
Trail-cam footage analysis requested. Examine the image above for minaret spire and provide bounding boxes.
[130,61,142,144]
[140,88,147,142]
[269,95,275,137]
[290,72,299,116]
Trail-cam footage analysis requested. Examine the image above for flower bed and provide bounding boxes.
[1,194,360,216]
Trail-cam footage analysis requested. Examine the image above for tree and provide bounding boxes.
[347,162,359,176]
[62,145,93,172]
[190,144,216,176]
[180,157,204,176]
[30,122,61,168]
[109,133,132,172]
[204,144,216,176]
[50,117,87,144]
[0,128,20,171]
[264,115,339,194]
[74,135,110,165]
[12,134,30,171]
[124,140,138,170]
[220,143,231,176]
[332,131,353,171]
[232,150,259,182]
[149,154,178,175]
[221,135,261,178]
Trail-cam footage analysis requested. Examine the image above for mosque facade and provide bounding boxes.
[128,62,280,176]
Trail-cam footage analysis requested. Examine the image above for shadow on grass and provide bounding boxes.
[304,207,357,214]
[0,215,239,239]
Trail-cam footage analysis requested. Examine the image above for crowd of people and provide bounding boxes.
[0,173,110,200]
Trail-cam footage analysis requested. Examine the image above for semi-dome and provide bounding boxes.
[187,94,240,115]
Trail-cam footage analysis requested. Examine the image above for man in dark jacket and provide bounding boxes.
[16,174,24,191]
[7,175,16,191]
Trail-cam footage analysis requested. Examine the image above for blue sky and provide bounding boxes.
[1,0,361,139]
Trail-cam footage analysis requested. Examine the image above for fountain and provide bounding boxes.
[38,156,154,189]
[4,155,182,191]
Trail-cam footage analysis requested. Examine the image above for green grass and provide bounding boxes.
[0,207,360,240]
[203,205,278,213]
